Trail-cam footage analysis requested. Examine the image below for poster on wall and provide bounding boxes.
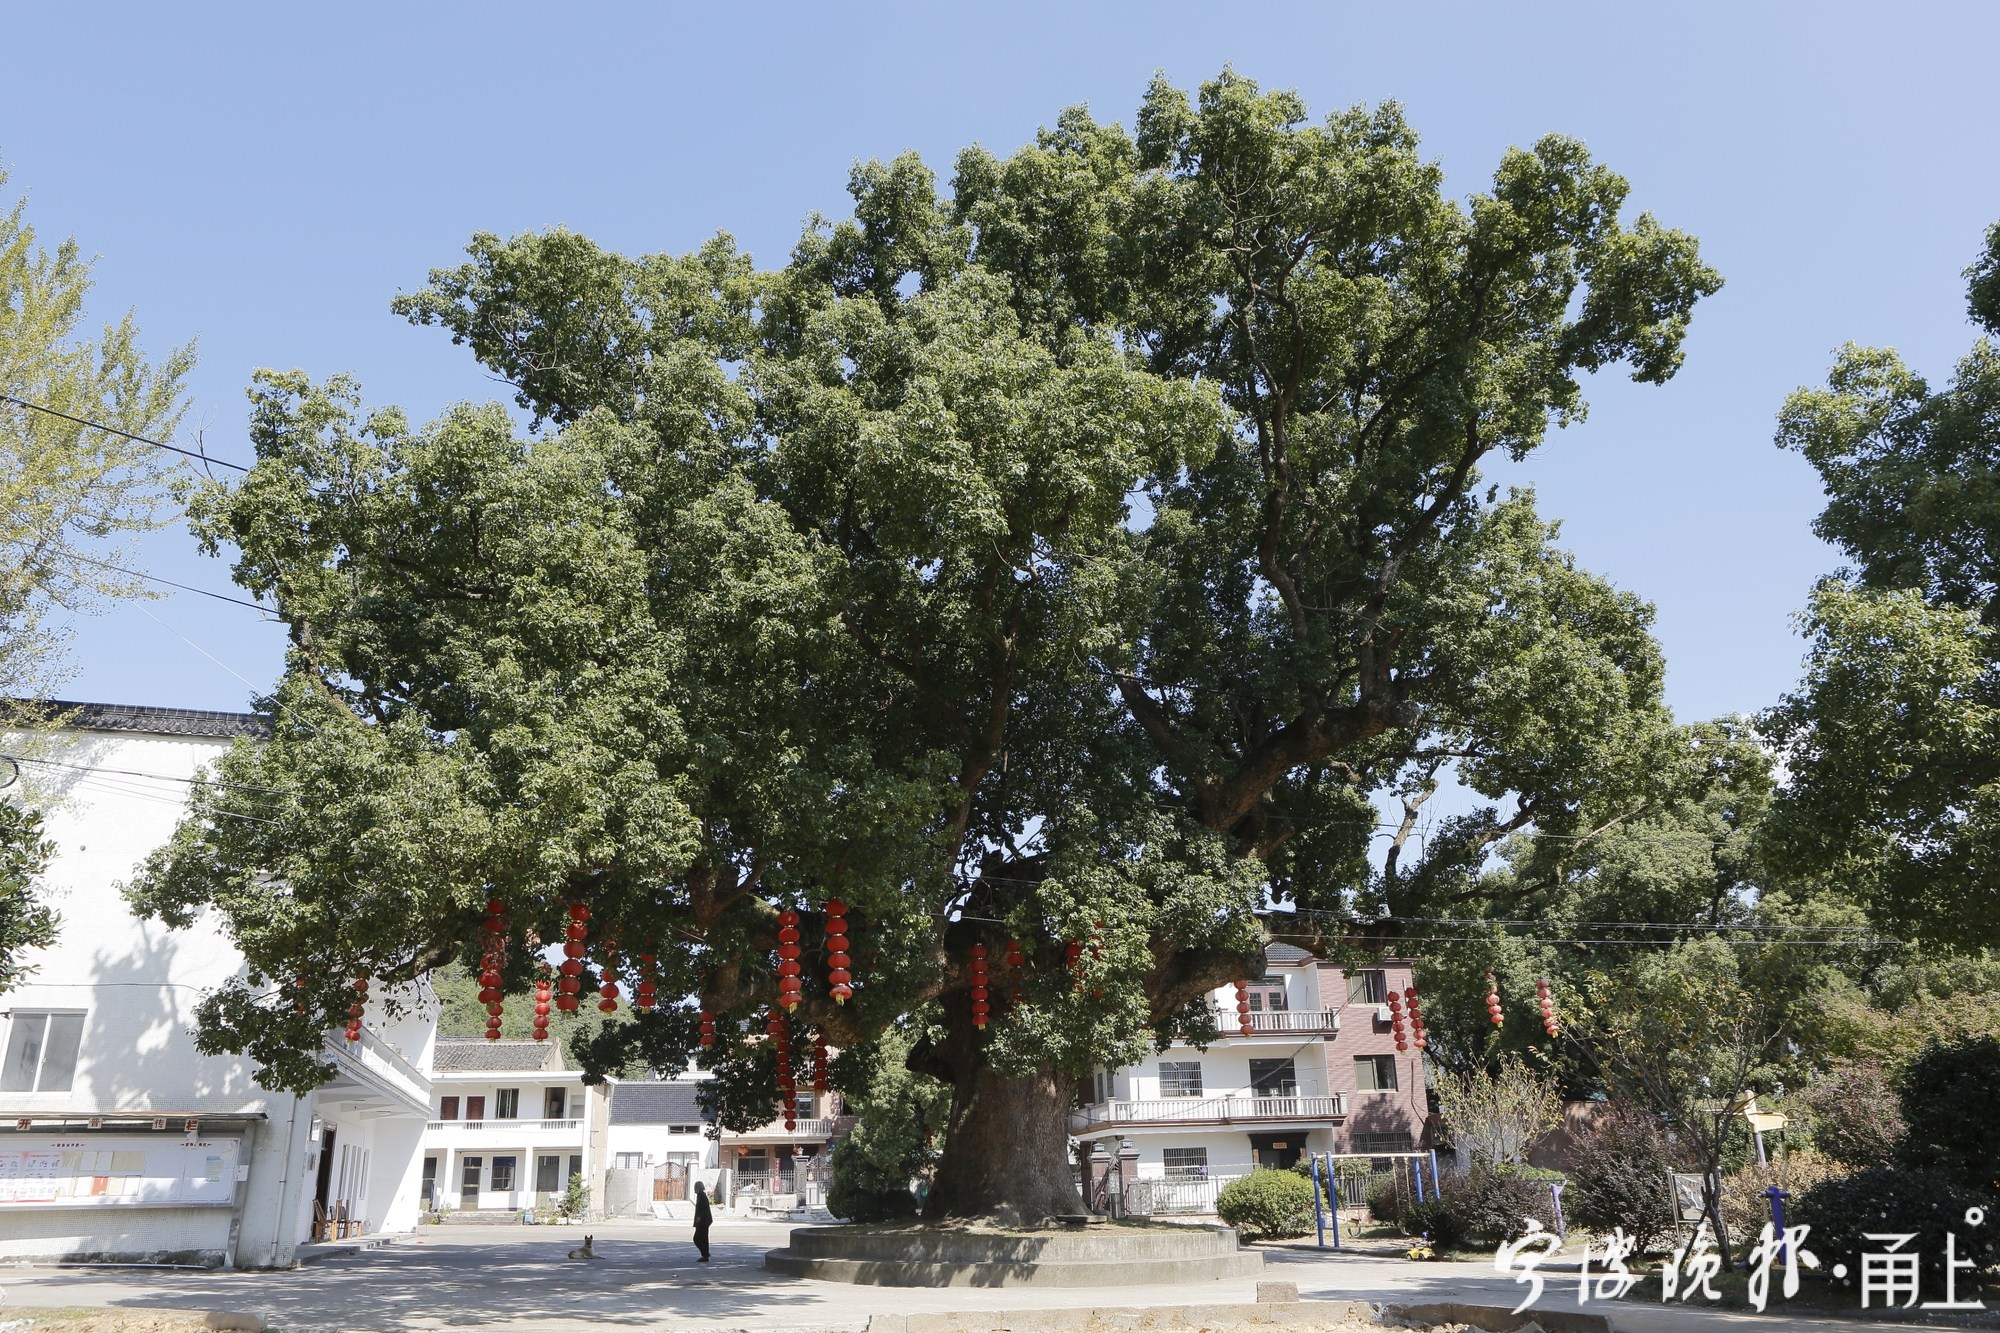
[0,1137,240,1208]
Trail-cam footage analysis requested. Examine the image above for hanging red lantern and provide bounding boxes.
[1004,938,1026,1005]
[1485,969,1504,1028]
[969,943,990,1030]
[777,908,804,1011]
[1387,989,1407,1049]
[823,899,852,1004]
[813,1032,829,1093]
[699,1010,717,1048]
[1405,985,1428,1052]
[1233,979,1253,1036]
[569,903,590,922]
[344,1019,363,1042]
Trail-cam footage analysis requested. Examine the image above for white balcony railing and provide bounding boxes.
[1068,1094,1346,1132]
[738,1117,837,1139]
[1215,1009,1340,1034]
[425,1118,582,1133]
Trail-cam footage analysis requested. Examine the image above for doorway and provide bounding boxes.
[459,1155,483,1209]
[312,1127,337,1216]
[1248,1133,1301,1171]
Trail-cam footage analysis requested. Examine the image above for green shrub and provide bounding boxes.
[1366,1174,1404,1222]
[1452,1166,1558,1245]
[1564,1105,1678,1254]
[1397,1195,1470,1250]
[1794,1167,1999,1288]
[1217,1168,1316,1240]
[1897,1037,2000,1193]
[826,1140,918,1223]
[1796,1061,1903,1169]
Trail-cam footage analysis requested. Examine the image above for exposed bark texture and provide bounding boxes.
[923,1061,1081,1224]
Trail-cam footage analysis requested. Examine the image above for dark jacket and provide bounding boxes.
[693,1194,713,1227]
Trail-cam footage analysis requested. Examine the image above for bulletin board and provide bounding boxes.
[0,1136,241,1208]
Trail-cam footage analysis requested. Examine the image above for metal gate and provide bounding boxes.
[653,1161,690,1202]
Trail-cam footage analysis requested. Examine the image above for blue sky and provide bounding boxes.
[6,2,1997,724]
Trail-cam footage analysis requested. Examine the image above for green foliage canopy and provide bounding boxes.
[1767,220,2000,948]
[127,72,1718,1214]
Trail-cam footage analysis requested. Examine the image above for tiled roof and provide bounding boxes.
[1264,942,1315,964]
[26,699,272,740]
[608,1080,712,1125]
[433,1039,565,1073]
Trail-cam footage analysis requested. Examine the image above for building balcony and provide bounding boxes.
[322,1026,432,1116]
[728,1116,845,1142]
[1069,1094,1347,1135]
[1210,1008,1340,1035]
[424,1118,584,1136]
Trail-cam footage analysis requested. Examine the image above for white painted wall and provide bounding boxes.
[1,721,435,1266]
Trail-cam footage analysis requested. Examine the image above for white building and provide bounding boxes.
[0,701,436,1267]
[603,1077,717,1215]
[1074,945,1430,1212]
[421,1038,605,1215]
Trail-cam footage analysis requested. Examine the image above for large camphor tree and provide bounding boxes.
[129,73,1720,1222]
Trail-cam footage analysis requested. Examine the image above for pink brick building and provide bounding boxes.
[1071,945,1429,1195]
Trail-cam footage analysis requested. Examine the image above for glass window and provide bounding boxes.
[0,1013,83,1092]
[669,1124,700,1134]
[439,1096,459,1121]
[491,1156,517,1191]
[495,1089,519,1119]
[536,1155,561,1192]
[615,1153,645,1169]
[567,1154,582,1185]
[1158,1061,1203,1098]
[1161,1147,1208,1180]
[1354,1054,1398,1091]
[1345,971,1385,1004]
[546,1088,568,1119]
[1248,1058,1298,1097]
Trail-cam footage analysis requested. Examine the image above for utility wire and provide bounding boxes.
[1,540,275,617]
[0,393,250,473]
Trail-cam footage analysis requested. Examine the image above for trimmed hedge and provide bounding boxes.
[1217,1167,1316,1240]
[1794,1167,1999,1289]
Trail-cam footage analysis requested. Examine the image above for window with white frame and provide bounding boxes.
[0,1012,83,1092]
[1161,1146,1209,1180]
[495,1088,519,1119]
[1344,970,1386,1004]
[492,1155,517,1191]
[1354,1054,1398,1091]
[669,1123,701,1134]
[1158,1061,1203,1098]
[614,1152,645,1169]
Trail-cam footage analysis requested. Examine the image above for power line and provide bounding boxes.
[0,393,250,473]
[1,540,275,616]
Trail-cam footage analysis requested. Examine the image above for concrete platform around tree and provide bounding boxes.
[763,1222,1266,1286]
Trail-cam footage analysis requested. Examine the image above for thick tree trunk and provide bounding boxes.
[923,1062,1082,1225]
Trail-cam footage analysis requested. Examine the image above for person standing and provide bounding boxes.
[692,1180,713,1262]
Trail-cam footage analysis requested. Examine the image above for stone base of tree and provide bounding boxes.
[762,1224,1264,1287]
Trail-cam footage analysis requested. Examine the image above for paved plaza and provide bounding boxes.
[0,1221,1968,1333]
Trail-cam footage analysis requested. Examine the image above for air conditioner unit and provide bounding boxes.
[1375,1004,1392,1024]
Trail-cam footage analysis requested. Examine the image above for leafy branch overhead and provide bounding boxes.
[126,71,1722,1219]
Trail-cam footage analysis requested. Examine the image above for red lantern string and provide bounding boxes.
[813,1032,829,1093]
[478,898,509,1040]
[634,952,659,1011]
[1065,940,1083,992]
[597,934,621,1014]
[1536,976,1559,1038]
[531,973,552,1043]
[346,975,368,1043]
[1405,984,1428,1052]
[1388,988,1408,1052]
[1004,938,1026,1005]
[1233,979,1253,1036]
[557,904,589,1013]
[969,943,990,1030]
[824,900,852,1004]
[1485,969,1504,1029]
[698,1009,717,1048]
[770,1010,796,1130]
[777,909,803,1011]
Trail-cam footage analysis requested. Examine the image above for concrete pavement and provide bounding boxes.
[0,1221,1977,1332]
